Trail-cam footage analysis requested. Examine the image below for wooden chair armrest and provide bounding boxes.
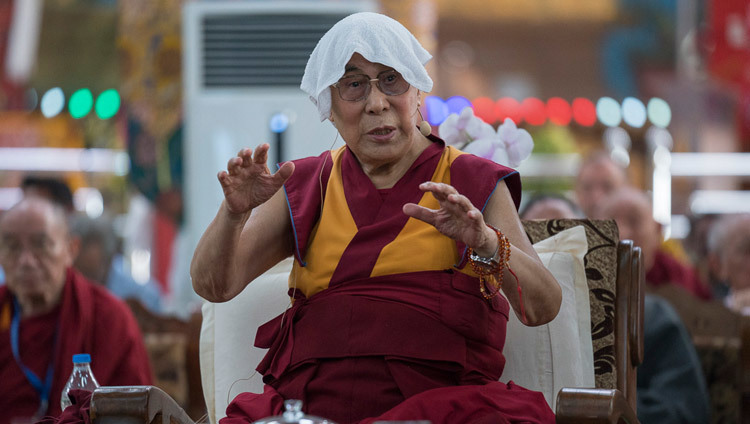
[556,388,640,424]
[628,246,644,367]
[90,386,194,424]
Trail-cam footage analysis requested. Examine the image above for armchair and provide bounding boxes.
[522,219,643,424]
[88,219,643,424]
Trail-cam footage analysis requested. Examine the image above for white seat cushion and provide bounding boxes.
[200,225,593,422]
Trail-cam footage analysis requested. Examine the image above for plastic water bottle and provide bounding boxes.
[60,353,99,411]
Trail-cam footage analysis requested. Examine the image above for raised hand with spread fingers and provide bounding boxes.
[218,143,295,216]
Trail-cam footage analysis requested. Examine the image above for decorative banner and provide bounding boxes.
[118,0,184,293]
[0,1,25,110]
[707,0,750,150]
[707,0,750,87]
[118,0,184,201]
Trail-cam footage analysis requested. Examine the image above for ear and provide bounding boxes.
[67,234,81,265]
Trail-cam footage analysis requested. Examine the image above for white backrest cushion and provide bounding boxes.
[500,225,594,410]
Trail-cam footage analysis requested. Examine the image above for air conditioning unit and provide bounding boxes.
[182,0,375,251]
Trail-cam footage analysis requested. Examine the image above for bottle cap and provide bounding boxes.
[252,399,336,423]
[72,353,91,364]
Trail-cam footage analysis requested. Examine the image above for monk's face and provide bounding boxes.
[595,189,661,271]
[330,53,423,172]
[522,198,580,220]
[575,159,627,217]
[0,199,74,313]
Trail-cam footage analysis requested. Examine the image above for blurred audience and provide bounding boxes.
[707,213,750,315]
[575,152,696,269]
[595,186,711,300]
[636,294,711,424]
[574,151,628,218]
[16,176,164,313]
[0,197,152,422]
[533,184,710,423]
[520,192,583,220]
[70,215,163,314]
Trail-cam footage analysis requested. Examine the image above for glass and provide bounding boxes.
[333,70,410,101]
[0,235,57,260]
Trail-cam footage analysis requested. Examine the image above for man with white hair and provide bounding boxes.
[707,213,750,315]
[595,187,711,299]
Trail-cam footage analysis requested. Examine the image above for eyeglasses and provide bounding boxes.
[0,235,58,260]
[332,70,410,102]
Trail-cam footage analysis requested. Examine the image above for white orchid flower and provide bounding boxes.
[496,118,534,168]
[437,107,534,168]
[437,113,464,147]
[462,136,496,158]
[438,107,495,148]
[462,109,496,144]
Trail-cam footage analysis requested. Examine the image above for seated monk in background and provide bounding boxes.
[0,198,152,423]
[191,12,561,424]
[594,187,711,300]
[708,213,750,315]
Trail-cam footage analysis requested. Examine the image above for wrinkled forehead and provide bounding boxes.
[0,201,67,237]
[581,161,625,183]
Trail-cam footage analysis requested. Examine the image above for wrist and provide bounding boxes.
[222,202,252,223]
[473,225,500,258]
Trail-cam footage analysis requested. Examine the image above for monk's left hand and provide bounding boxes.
[403,182,496,256]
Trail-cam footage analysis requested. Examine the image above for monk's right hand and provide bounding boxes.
[217,143,295,215]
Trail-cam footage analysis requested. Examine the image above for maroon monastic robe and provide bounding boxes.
[223,139,555,424]
[646,249,712,300]
[0,268,152,423]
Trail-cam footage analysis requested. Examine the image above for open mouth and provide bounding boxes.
[368,126,395,136]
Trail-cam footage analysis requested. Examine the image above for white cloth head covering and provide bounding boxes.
[300,12,433,122]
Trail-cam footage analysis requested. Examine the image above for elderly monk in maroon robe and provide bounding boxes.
[0,198,152,423]
[191,12,562,424]
[595,187,711,300]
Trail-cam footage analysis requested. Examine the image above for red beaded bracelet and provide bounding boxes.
[467,224,527,323]
[467,225,510,299]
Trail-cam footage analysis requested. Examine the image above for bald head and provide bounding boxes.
[0,198,76,317]
[1,197,69,231]
[575,152,628,217]
[520,194,583,220]
[595,187,660,270]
